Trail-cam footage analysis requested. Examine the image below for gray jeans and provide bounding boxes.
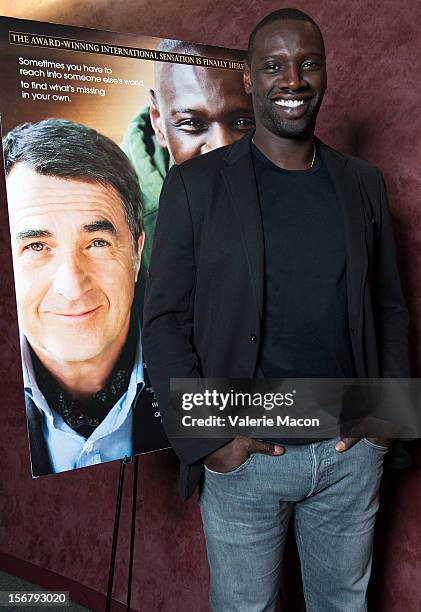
[199,437,388,612]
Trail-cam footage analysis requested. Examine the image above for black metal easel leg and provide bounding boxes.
[126,454,140,612]
[106,457,131,612]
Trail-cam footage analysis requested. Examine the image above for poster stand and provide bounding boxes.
[127,455,140,610]
[105,455,139,612]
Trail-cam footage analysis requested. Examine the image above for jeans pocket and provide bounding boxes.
[361,437,390,452]
[204,453,255,476]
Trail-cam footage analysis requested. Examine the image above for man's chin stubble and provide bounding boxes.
[266,111,316,139]
[257,98,319,140]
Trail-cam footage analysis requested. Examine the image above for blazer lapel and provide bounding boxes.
[221,133,264,318]
[318,141,368,370]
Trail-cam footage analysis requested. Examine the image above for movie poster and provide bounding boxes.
[0,17,255,477]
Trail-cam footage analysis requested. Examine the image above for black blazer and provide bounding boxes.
[143,131,410,500]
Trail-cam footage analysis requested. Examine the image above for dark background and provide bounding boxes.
[0,1,420,610]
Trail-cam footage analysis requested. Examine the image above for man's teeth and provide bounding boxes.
[274,99,305,108]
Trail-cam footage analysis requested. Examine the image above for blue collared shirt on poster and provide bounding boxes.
[21,331,145,473]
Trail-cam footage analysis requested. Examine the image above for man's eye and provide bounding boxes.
[264,63,282,72]
[232,117,256,131]
[302,60,319,70]
[176,119,207,132]
[23,242,47,252]
[90,239,110,248]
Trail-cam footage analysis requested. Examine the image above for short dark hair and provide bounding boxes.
[3,118,144,246]
[154,39,247,85]
[247,8,324,64]
[156,38,244,60]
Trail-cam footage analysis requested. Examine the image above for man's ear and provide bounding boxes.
[149,89,168,149]
[243,61,252,95]
[135,232,145,279]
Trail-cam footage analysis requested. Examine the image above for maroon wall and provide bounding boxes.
[0,1,420,610]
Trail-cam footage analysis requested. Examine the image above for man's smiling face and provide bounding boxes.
[7,163,142,366]
[244,19,326,139]
[150,62,255,164]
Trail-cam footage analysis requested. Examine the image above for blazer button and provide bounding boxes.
[250,334,257,343]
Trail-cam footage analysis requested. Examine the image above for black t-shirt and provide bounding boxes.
[252,143,355,445]
[252,142,355,380]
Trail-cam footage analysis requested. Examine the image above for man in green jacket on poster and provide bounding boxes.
[122,39,255,269]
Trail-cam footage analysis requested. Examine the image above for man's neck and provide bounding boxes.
[32,323,130,401]
[252,125,316,171]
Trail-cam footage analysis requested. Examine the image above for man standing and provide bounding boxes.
[143,9,409,611]
[122,39,255,269]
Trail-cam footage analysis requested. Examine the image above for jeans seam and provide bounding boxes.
[294,518,315,611]
[361,437,389,452]
[320,439,335,491]
[203,453,255,476]
[306,444,318,497]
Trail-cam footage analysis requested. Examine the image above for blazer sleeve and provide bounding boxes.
[373,169,410,377]
[142,165,231,465]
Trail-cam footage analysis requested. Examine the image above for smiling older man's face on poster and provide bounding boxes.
[7,165,142,368]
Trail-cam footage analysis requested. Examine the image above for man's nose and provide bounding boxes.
[280,63,304,90]
[201,125,233,153]
[51,252,91,300]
